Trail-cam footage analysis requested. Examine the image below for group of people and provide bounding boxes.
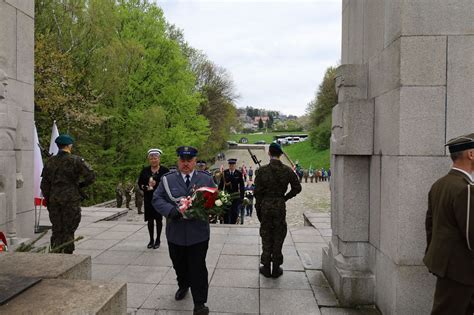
[39,130,474,314]
[294,164,330,183]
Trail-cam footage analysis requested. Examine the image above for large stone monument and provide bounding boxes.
[323,1,474,314]
[0,0,35,242]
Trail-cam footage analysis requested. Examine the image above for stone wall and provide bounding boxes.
[0,0,35,241]
[323,1,473,314]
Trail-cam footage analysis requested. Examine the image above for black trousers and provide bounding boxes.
[224,199,241,224]
[431,276,474,315]
[168,240,209,305]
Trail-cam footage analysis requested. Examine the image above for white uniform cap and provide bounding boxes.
[147,148,162,156]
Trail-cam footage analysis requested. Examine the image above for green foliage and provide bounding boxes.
[284,141,330,169]
[35,0,236,205]
[258,118,264,129]
[306,66,337,150]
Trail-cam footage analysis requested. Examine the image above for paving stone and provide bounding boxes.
[319,229,333,237]
[76,227,107,237]
[109,224,146,232]
[127,283,157,309]
[292,233,326,243]
[227,227,259,236]
[298,249,323,270]
[221,243,259,256]
[160,268,178,285]
[131,252,173,267]
[320,307,381,315]
[282,245,299,257]
[109,239,150,251]
[93,250,143,265]
[313,285,340,307]
[95,230,135,240]
[225,235,259,245]
[210,268,259,288]
[210,227,230,235]
[283,236,294,245]
[295,242,328,252]
[91,264,126,281]
[208,287,259,314]
[155,311,193,315]
[209,234,229,244]
[291,226,323,235]
[74,249,105,259]
[306,270,331,287]
[141,284,194,310]
[282,255,305,271]
[76,239,121,250]
[260,270,311,290]
[216,255,259,270]
[113,265,169,284]
[260,288,320,314]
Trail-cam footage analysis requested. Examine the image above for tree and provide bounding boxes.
[258,118,264,129]
[306,66,337,150]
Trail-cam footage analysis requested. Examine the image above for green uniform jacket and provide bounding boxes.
[424,169,474,285]
[41,150,96,204]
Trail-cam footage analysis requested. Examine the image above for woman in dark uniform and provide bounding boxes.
[138,148,169,249]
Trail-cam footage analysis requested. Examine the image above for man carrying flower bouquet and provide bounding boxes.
[255,142,302,278]
[152,146,216,315]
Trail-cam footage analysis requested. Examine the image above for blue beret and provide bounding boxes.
[176,146,198,158]
[227,158,237,164]
[55,134,74,145]
[269,142,283,154]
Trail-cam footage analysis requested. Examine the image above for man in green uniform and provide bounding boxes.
[424,133,474,314]
[255,143,302,278]
[41,134,95,254]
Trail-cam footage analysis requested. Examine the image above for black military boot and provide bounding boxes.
[193,303,209,315]
[272,263,283,278]
[259,264,271,278]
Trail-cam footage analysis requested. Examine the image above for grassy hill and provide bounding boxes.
[283,140,330,169]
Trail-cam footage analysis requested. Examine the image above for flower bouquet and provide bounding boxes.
[178,187,232,221]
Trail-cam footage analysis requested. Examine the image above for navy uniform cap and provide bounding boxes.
[269,142,283,154]
[445,133,474,153]
[55,134,74,145]
[176,146,198,158]
[196,160,207,165]
[227,158,237,164]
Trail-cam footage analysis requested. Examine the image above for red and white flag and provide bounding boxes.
[48,120,59,156]
[34,124,46,206]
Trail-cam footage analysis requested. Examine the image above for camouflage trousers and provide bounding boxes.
[47,203,81,254]
[259,199,287,266]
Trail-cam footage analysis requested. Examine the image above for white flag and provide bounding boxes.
[34,124,45,206]
[48,120,59,156]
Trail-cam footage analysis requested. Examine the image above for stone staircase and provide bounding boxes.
[0,252,126,314]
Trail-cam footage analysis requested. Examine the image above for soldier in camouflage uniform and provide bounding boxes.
[135,182,144,214]
[115,182,124,208]
[124,180,134,210]
[254,143,302,278]
[40,134,95,254]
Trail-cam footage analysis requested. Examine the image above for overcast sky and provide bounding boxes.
[155,0,341,116]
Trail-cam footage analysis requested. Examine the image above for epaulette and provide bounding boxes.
[197,170,212,176]
[163,169,177,177]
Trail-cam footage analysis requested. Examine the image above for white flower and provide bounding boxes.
[215,200,223,207]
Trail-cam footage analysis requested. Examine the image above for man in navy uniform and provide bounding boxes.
[153,146,215,315]
[424,133,474,314]
[218,158,245,224]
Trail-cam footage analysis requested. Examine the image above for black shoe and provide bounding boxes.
[193,304,209,315]
[272,264,283,278]
[259,265,271,278]
[147,241,154,249]
[153,240,160,249]
[175,287,189,300]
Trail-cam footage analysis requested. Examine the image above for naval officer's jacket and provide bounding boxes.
[152,170,216,246]
[424,169,474,285]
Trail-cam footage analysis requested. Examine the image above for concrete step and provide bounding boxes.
[0,279,126,315]
[0,252,91,280]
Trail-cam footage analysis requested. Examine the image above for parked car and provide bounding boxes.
[254,140,266,144]
[227,140,238,147]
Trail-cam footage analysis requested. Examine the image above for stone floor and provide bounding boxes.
[70,215,379,315]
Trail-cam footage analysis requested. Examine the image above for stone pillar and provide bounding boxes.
[0,0,35,241]
[324,1,474,314]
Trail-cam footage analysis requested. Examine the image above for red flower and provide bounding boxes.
[203,191,217,209]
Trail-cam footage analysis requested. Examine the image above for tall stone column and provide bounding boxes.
[322,64,375,306]
[324,1,473,313]
[0,0,35,241]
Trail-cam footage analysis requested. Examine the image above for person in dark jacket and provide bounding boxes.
[255,143,301,278]
[153,146,215,315]
[138,148,169,249]
[424,133,474,315]
[218,158,245,224]
[40,134,95,254]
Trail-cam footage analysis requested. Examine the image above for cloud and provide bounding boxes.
[155,0,341,116]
